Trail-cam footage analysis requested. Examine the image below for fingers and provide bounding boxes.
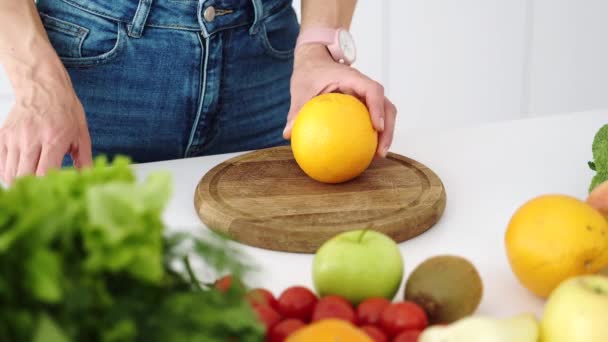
[338,74,386,133]
[283,83,332,139]
[0,139,6,184]
[72,129,93,169]
[4,142,19,184]
[377,98,397,157]
[283,88,305,139]
[36,142,67,177]
[16,143,42,178]
[283,106,298,139]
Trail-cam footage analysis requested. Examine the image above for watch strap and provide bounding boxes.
[296,27,337,47]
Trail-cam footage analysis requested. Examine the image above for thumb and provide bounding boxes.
[283,92,308,139]
[72,129,93,169]
[283,106,298,139]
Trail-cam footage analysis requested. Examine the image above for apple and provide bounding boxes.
[540,275,608,342]
[419,313,539,342]
[312,229,404,304]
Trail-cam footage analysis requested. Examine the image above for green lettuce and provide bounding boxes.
[0,157,263,342]
[589,124,608,192]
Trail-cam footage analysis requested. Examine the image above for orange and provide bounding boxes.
[286,319,373,342]
[505,194,608,298]
[291,93,378,183]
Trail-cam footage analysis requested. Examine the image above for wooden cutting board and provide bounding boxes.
[194,146,446,253]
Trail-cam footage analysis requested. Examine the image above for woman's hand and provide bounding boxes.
[284,44,397,157]
[0,1,92,185]
[0,61,92,184]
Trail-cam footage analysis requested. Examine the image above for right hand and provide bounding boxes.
[0,69,92,184]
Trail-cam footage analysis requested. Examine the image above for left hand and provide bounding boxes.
[283,44,397,157]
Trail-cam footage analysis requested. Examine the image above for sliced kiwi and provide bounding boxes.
[404,255,483,324]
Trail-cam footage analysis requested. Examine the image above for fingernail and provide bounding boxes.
[379,118,385,131]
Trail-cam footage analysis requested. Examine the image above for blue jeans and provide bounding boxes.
[35,0,298,164]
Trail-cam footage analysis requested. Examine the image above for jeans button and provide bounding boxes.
[204,6,216,22]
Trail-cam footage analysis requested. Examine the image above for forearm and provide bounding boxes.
[300,0,356,30]
[0,1,69,94]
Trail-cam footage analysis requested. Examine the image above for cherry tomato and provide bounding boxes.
[277,286,318,322]
[247,288,278,309]
[393,330,422,342]
[311,295,356,324]
[214,275,233,292]
[356,297,391,326]
[321,294,352,308]
[360,325,388,342]
[379,301,428,337]
[252,304,282,332]
[268,318,306,342]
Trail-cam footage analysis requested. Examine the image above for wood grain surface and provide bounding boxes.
[194,146,446,253]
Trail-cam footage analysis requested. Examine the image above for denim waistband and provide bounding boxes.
[51,0,291,35]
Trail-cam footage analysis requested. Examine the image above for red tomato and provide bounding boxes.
[214,275,233,292]
[268,318,306,342]
[393,330,422,342]
[277,286,318,322]
[247,288,278,309]
[356,297,391,326]
[321,294,352,308]
[311,295,356,324]
[360,325,388,342]
[379,301,428,337]
[252,304,282,332]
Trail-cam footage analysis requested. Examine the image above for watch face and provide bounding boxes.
[338,30,356,63]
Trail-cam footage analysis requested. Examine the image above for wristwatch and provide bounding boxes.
[296,27,357,65]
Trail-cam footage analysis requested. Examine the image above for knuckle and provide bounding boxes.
[43,126,69,146]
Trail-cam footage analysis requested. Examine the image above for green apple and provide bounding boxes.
[541,275,608,342]
[312,229,404,304]
[419,313,539,342]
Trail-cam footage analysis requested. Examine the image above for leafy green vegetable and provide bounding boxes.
[589,124,608,192]
[0,157,263,341]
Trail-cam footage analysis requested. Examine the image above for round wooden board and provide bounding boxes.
[194,146,446,253]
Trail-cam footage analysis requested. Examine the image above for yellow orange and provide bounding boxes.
[505,194,608,298]
[291,93,378,183]
[286,319,373,342]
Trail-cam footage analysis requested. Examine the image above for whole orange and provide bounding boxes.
[286,319,373,342]
[291,93,378,183]
[505,194,608,298]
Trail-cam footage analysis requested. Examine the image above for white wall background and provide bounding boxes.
[1,0,607,129]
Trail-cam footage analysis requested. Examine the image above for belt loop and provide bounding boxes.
[249,0,263,35]
[128,0,153,38]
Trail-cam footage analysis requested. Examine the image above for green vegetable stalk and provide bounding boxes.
[589,124,608,192]
[0,157,263,342]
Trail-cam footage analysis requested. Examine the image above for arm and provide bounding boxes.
[284,0,397,157]
[300,0,356,30]
[0,1,91,184]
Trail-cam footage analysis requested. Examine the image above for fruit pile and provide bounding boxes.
[213,230,485,342]
[213,183,608,341]
[216,277,429,342]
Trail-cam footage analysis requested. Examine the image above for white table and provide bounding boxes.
[134,109,605,319]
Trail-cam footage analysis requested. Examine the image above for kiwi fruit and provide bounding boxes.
[404,255,483,324]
